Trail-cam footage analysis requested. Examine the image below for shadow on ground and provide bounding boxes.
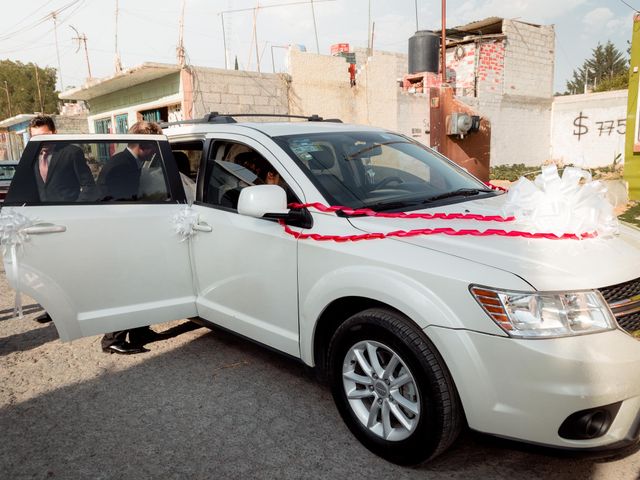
[3,324,635,480]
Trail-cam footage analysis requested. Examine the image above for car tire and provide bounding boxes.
[328,308,462,465]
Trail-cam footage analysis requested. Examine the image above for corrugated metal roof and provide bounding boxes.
[435,17,542,39]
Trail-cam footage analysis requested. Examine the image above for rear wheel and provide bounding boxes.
[328,308,462,465]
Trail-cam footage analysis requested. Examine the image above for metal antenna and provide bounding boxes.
[70,25,93,79]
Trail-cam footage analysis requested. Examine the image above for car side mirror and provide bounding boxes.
[238,184,289,217]
[237,185,313,229]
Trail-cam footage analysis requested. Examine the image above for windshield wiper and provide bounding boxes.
[360,188,495,213]
[360,200,424,212]
[421,188,495,203]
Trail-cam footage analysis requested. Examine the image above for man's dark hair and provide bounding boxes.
[29,115,56,133]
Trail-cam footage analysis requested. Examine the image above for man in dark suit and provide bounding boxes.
[29,115,97,324]
[98,120,166,354]
[29,115,97,203]
[96,139,157,200]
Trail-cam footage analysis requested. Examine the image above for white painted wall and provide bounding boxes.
[550,90,627,168]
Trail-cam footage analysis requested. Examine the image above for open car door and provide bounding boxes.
[1,134,198,340]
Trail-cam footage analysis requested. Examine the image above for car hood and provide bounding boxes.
[347,195,640,291]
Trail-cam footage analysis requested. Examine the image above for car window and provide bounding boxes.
[274,131,491,210]
[9,140,176,204]
[170,140,203,180]
[203,141,292,210]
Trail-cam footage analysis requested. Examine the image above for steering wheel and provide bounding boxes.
[369,176,404,190]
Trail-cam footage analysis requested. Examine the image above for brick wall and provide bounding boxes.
[191,66,289,119]
[446,42,478,97]
[477,39,506,96]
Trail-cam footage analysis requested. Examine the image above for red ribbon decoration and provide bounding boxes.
[283,200,598,242]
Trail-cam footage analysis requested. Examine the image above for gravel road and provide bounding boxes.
[1,265,639,480]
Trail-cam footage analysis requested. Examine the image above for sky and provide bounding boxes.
[0,0,636,94]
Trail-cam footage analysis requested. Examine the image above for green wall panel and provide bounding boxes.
[89,73,180,115]
[625,14,640,200]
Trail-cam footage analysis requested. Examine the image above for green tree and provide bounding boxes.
[565,41,628,94]
[0,59,58,119]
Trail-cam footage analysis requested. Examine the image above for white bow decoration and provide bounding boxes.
[502,165,619,238]
[171,205,200,241]
[0,210,38,318]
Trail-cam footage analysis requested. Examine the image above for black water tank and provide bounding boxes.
[408,30,440,74]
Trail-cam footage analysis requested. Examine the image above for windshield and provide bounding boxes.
[274,131,496,211]
[0,163,16,183]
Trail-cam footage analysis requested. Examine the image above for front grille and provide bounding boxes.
[599,277,640,304]
[616,312,640,332]
[599,277,640,334]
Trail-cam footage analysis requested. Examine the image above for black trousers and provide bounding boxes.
[101,326,153,348]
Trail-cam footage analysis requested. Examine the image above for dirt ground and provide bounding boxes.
[1,264,640,480]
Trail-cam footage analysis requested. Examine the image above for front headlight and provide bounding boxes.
[470,286,616,338]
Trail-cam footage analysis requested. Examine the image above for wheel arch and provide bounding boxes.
[299,265,458,369]
[312,296,401,379]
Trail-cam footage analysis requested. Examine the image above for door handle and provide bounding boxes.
[192,223,212,233]
[22,224,67,235]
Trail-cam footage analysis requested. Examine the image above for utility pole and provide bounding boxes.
[34,65,44,113]
[71,25,93,79]
[2,81,12,118]
[414,0,419,31]
[270,44,288,72]
[177,0,186,67]
[367,0,371,56]
[51,11,64,91]
[221,12,228,69]
[114,0,123,73]
[310,0,320,54]
[218,1,335,70]
[253,6,260,72]
[441,0,446,83]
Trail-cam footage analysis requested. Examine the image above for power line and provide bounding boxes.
[619,0,640,12]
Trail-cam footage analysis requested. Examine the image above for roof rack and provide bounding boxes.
[159,112,342,128]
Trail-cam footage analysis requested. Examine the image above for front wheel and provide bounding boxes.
[328,308,462,465]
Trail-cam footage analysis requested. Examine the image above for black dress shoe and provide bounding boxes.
[102,342,149,355]
[34,312,52,323]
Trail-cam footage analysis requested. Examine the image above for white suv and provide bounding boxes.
[2,114,640,464]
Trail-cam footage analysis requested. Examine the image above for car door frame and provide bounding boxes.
[1,134,197,340]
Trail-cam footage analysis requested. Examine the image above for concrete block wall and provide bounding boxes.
[286,48,429,140]
[287,49,360,122]
[478,94,552,166]
[551,90,627,168]
[502,20,555,98]
[53,114,89,134]
[192,66,289,119]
